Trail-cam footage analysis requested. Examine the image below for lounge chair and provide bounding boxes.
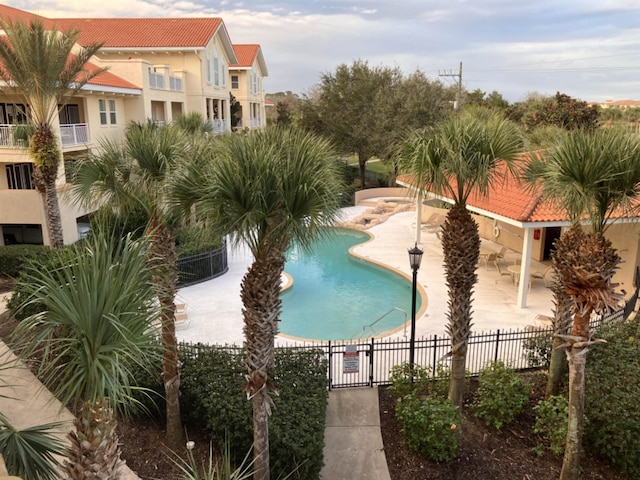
[530,266,555,288]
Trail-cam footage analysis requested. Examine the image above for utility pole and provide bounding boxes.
[439,61,463,112]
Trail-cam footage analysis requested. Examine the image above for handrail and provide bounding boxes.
[351,307,407,340]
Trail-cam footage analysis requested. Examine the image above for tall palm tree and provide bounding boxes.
[399,109,522,409]
[0,19,105,248]
[12,228,160,477]
[173,127,343,480]
[523,128,640,480]
[70,121,188,450]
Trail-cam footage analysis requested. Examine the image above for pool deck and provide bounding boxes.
[176,205,554,346]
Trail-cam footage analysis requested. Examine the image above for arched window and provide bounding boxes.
[213,46,220,86]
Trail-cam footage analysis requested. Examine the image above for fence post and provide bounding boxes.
[432,335,438,376]
[369,337,374,387]
[494,329,500,363]
[328,340,333,391]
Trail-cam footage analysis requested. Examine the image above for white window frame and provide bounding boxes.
[206,52,211,84]
[99,99,107,125]
[108,100,117,125]
[231,75,239,89]
[213,47,220,87]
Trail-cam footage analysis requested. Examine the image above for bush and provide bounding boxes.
[472,361,531,430]
[522,330,552,369]
[585,317,640,478]
[0,244,51,278]
[395,394,459,462]
[533,395,569,456]
[177,344,328,480]
[388,362,430,399]
[430,362,453,400]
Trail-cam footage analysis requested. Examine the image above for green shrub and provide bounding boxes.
[472,361,531,430]
[0,244,51,278]
[175,227,223,257]
[522,330,552,369]
[430,362,453,400]
[533,395,569,456]
[585,317,640,478]
[395,394,459,462]
[388,362,430,399]
[177,344,328,480]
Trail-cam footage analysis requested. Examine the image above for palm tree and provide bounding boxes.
[12,228,160,477]
[399,109,522,409]
[0,19,105,248]
[523,128,640,480]
[173,127,343,480]
[70,121,188,450]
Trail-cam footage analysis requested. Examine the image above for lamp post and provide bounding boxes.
[408,243,424,382]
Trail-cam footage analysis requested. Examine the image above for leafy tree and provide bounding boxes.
[399,109,522,410]
[71,122,189,450]
[275,101,292,127]
[12,229,159,477]
[173,127,343,480]
[506,92,600,132]
[523,128,640,480]
[230,93,242,129]
[0,19,106,248]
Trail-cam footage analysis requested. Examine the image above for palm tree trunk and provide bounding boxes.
[146,219,183,451]
[241,248,285,480]
[546,286,572,398]
[442,204,480,409]
[560,342,587,480]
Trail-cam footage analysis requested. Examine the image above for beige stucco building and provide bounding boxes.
[0,5,268,246]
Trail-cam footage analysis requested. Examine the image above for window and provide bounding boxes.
[231,75,239,89]
[222,63,227,87]
[99,99,107,125]
[5,163,34,190]
[206,52,211,83]
[59,104,80,124]
[213,47,220,86]
[109,100,117,125]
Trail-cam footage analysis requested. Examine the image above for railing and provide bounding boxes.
[208,119,228,134]
[181,308,624,390]
[250,118,261,128]
[176,241,228,287]
[169,76,182,92]
[149,72,165,89]
[59,123,89,146]
[353,307,407,340]
[0,124,24,147]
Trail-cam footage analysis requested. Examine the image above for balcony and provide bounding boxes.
[208,119,228,134]
[59,124,89,147]
[0,123,89,148]
[149,71,183,92]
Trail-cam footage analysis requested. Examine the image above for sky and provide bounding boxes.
[11,0,640,103]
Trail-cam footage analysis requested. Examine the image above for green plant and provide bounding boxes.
[585,317,640,478]
[430,362,452,400]
[169,438,254,480]
[395,394,459,462]
[388,362,430,398]
[522,331,553,369]
[0,244,52,278]
[472,361,531,430]
[0,413,66,480]
[533,395,569,456]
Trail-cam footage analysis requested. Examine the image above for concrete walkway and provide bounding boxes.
[321,387,391,480]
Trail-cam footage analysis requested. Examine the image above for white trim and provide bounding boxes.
[81,85,141,95]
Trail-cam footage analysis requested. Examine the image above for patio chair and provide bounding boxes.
[494,261,512,283]
[495,246,509,264]
[530,266,555,288]
[175,303,190,330]
[479,252,497,269]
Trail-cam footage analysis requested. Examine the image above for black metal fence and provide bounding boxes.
[176,240,228,287]
[179,308,624,390]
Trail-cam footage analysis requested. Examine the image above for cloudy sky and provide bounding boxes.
[11,0,640,103]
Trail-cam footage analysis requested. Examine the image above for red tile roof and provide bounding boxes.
[55,17,224,49]
[397,154,611,225]
[82,60,140,91]
[230,44,259,67]
[0,4,55,29]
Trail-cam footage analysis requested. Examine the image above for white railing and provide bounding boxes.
[149,72,165,89]
[250,118,261,128]
[59,123,89,146]
[208,119,228,134]
[0,124,21,147]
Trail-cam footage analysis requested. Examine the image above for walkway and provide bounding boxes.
[321,387,390,480]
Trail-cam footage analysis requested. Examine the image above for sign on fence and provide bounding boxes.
[343,344,359,374]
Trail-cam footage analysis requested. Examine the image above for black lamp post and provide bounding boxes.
[408,243,424,382]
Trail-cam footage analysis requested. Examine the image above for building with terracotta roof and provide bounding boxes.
[0,5,268,246]
[398,157,640,308]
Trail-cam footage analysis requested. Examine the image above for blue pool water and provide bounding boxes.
[280,229,422,340]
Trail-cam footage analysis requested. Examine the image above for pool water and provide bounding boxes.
[279,229,421,340]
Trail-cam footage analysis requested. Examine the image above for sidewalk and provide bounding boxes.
[321,387,391,480]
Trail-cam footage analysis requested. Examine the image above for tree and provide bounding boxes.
[174,111,213,136]
[12,229,159,476]
[230,93,242,129]
[399,109,522,410]
[173,127,343,480]
[0,19,105,247]
[71,121,188,450]
[523,128,640,480]
[506,92,600,132]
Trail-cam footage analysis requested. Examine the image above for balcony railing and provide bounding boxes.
[60,124,89,147]
[0,123,89,148]
[250,118,261,128]
[149,71,183,92]
[208,119,228,134]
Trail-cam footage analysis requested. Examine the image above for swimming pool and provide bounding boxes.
[279,229,422,341]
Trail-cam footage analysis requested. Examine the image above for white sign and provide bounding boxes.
[343,344,360,374]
